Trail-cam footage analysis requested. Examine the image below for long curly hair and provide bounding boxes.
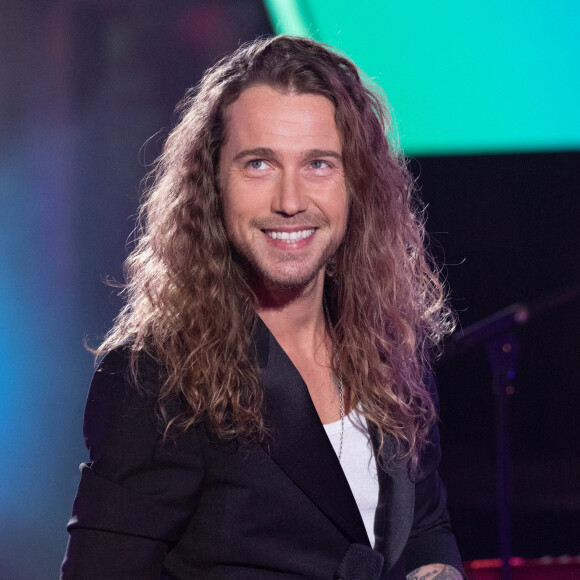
[96,35,455,470]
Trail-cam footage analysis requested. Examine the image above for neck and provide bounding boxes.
[254,273,327,355]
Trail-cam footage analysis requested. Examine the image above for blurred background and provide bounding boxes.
[0,1,578,577]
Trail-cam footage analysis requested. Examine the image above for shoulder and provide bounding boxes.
[83,347,168,465]
[67,349,205,558]
[87,347,168,418]
[93,346,165,391]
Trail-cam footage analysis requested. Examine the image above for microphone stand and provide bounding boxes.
[441,283,580,580]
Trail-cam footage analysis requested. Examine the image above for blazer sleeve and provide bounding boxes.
[61,349,204,579]
[402,375,465,577]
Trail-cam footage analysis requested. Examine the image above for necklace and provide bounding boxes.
[324,301,345,461]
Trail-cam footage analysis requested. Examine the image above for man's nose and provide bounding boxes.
[271,170,307,216]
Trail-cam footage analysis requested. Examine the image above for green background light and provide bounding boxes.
[264,0,580,155]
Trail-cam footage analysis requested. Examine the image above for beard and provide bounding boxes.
[236,241,340,292]
[229,222,345,293]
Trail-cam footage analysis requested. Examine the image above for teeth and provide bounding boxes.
[266,229,315,242]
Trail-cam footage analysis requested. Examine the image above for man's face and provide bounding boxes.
[219,85,348,293]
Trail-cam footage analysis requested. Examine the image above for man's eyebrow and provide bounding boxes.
[232,148,343,163]
[232,148,275,163]
[303,149,343,161]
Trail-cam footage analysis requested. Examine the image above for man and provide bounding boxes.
[62,36,464,579]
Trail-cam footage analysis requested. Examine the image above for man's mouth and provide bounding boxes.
[264,229,315,243]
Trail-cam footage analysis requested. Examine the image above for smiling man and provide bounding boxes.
[220,86,348,295]
[62,36,464,579]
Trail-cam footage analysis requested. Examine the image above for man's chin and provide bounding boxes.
[231,247,334,296]
[248,263,325,298]
[260,270,319,292]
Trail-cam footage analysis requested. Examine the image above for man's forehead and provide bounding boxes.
[220,85,341,151]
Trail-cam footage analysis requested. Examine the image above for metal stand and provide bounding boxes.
[485,333,519,580]
[441,283,580,578]
[442,284,580,577]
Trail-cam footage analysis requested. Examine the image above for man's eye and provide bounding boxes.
[249,160,266,170]
[311,160,329,169]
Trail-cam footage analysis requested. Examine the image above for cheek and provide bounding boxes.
[222,192,257,242]
[225,182,270,222]
[222,202,241,240]
[220,188,238,237]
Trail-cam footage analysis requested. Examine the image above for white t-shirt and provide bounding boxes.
[323,409,380,546]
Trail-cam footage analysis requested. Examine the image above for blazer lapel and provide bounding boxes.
[254,318,369,546]
[368,423,415,575]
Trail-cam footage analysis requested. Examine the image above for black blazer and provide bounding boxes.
[62,320,463,579]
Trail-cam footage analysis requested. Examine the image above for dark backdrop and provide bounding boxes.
[409,153,580,559]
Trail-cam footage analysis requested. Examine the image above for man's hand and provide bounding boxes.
[406,564,463,579]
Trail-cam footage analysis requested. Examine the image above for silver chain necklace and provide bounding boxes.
[324,301,345,461]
